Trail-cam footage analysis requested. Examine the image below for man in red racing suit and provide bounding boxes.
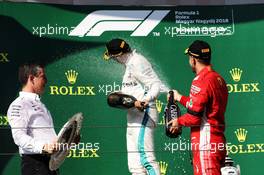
[169,40,228,175]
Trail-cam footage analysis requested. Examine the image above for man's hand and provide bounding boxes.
[42,142,58,154]
[168,118,180,134]
[134,100,149,111]
[167,90,182,102]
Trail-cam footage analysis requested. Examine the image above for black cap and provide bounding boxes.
[185,40,211,60]
[104,38,131,60]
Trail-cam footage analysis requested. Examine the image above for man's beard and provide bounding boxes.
[191,65,196,73]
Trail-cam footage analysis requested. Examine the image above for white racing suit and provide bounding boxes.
[121,50,161,175]
[7,91,57,155]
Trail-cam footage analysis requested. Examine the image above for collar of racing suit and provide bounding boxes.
[123,50,136,66]
[196,65,213,77]
[19,91,40,101]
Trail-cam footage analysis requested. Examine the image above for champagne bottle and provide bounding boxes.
[164,91,182,138]
[107,92,137,109]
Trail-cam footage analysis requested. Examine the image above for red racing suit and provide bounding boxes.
[178,66,228,175]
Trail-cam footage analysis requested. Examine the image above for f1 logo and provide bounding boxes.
[69,10,170,37]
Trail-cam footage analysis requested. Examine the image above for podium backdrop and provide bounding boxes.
[0,2,264,175]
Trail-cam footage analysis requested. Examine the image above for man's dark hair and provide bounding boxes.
[196,58,211,65]
[18,63,45,86]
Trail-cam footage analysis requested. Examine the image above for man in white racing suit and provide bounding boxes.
[7,63,58,175]
[104,38,161,175]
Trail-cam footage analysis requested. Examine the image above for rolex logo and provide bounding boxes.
[227,67,260,93]
[0,116,9,126]
[235,128,248,143]
[0,52,9,63]
[158,117,165,125]
[230,68,243,82]
[50,69,95,96]
[65,70,78,84]
[156,99,163,113]
[159,161,168,175]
